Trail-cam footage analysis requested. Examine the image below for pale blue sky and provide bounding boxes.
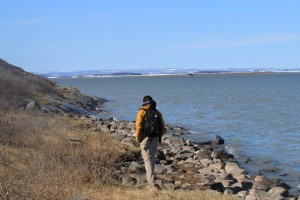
[1,0,299,72]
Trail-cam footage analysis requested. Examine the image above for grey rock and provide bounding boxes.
[194,151,211,160]
[164,164,177,172]
[252,176,272,191]
[97,125,110,133]
[224,161,246,176]
[224,188,234,195]
[237,191,248,199]
[268,186,288,197]
[175,153,193,161]
[213,135,225,145]
[121,137,139,147]
[175,132,184,136]
[245,193,256,200]
[208,163,224,171]
[200,158,213,167]
[122,176,137,186]
[211,150,233,160]
[165,136,185,146]
[182,145,196,152]
[182,183,192,189]
[249,189,284,200]
[155,164,167,174]
[157,143,171,151]
[186,139,194,146]
[131,173,147,185]
[128,122,136,130]
[163,181,175,189]
[128,161,145,173]
[171,145,183,154]
[26,101,41,110]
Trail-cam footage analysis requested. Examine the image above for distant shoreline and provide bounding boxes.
[47,71,300,79]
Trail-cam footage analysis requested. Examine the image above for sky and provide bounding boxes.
[0,0,300,72]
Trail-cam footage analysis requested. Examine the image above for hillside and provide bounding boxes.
[0,58,105,114]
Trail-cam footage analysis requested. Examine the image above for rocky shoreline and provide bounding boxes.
[21,87,299,200]
[74,116,298,200]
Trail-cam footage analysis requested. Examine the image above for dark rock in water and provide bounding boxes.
[258,167,279,174]
[213,135,225,145]
[275,182,291,190]
[279,173,287,176]
[175,132,184,136]
[244,158,252,164]
[198,141,212,145]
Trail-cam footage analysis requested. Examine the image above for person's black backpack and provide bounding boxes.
[141,108,162,137]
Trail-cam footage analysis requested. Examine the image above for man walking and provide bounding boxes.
[136,96,165,188]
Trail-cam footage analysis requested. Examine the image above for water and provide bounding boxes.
[55,73,300,193]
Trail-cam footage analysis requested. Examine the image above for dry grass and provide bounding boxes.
[0,60,61,110]
[82,186,238,200]
[0,111,239,200]
[0,111,123,199]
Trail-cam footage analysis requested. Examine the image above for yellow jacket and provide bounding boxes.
[135,104,165,143]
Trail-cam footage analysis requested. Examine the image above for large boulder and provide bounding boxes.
[213,135,225,145]
[224,161,246,176]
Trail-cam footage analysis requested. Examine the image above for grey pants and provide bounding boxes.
[140,137,159,185]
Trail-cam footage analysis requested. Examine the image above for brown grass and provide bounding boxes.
[0,110,240,200]
[0,111,123,199]
[83,186,238,200]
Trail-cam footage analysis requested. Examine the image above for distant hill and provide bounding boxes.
[36,67,300,78]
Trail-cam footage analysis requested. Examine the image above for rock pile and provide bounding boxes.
[78,116,298,200]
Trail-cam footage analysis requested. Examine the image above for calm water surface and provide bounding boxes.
[55,73,300,192]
